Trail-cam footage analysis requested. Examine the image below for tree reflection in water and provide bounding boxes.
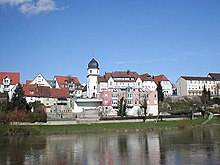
[0,127,220,165]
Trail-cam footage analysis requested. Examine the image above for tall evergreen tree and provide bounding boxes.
[117,97,127,117]
[157,82,164,102]
[10,83,28,111]
[140,95,148,122]
[201,85,208,106]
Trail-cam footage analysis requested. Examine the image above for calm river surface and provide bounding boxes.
[0,127,220,165]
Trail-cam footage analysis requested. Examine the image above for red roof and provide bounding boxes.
[51,88,70,98]
[0,72,20,85]
[26,80,32,84]
[23,84,70,98]
[55,76,80,88]
[23,84,38,97]
[154,75,169,84]
[98,71,140,82]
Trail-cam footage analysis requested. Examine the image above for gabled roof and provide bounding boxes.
[29,73,51,87]
[54,75,80,88]
[181,76,214,81]
[208,73,220,81]
[23,84,70,98]
[0,72,20,85]
[153,75,169,84]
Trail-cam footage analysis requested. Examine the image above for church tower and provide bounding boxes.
[87,58,99,98]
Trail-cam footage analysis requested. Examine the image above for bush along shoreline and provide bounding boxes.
[0,117,219,136]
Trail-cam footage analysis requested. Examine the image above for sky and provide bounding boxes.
[0,0,220,84]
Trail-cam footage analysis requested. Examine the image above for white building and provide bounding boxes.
[87,58,99,98]
[208,73,220,96]
[176,76,217,96]
[0,72,20,100]
[153,75,173,96]
[23,84,71,113]
[28,73,52,88]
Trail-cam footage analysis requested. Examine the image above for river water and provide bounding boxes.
[0,126,220,165]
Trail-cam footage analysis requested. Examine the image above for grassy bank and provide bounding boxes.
[0,117,219,136]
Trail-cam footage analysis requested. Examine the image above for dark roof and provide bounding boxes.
[98,71,155,83]
[181,76,214,81]
[88,58,99,69]
[208,73,220,81]
[140,73,153,81]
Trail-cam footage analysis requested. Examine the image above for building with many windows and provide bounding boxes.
[86,58,158,116]
[176,75,218,97]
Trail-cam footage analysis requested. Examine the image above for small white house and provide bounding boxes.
[0,72,20,100]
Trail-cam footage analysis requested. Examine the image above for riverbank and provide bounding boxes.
[0,117,219,136]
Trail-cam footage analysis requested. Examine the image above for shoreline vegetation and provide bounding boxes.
[0,117,219,136]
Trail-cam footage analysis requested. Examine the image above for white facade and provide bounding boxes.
[161,81,173,96]
[0,73,20,100]
[29,73,52,88]
[177,76,217,96]
[142,80,157,92]
[87,58,99,98]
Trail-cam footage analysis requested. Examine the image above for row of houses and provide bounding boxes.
[1,58,219,118]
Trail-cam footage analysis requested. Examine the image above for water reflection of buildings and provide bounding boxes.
[3,128,220,164]
[38,133,161,165]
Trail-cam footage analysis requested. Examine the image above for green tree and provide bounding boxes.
[140,96,148,122]
[29,101,45,113]
[157,82,164,102]
[122,99,127,116]
[10,83,29,111]
[201,85,209,107]
[117,97,127,117]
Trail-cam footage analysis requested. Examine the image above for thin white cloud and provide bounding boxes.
[0,0,31,6]
[187,51,220,58]
[0,0,62,15]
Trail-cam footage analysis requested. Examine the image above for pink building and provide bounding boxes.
[96,71,158,116]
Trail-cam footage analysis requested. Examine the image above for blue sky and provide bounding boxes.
[0,0,220,84]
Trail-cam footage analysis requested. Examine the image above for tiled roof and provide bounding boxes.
[55,76,80,88]
[23,84,70,98]
[51,88,70,98]
[26,80,32,84]
[181,76,214,81]
[0,72,20,85]
[154,75,169,84]
[98,71,140,82]
[208,73,220,81]
[140,73,153,81]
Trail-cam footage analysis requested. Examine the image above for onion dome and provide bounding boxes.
[88,58,99,69]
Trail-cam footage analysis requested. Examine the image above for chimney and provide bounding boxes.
[127,70,130,75]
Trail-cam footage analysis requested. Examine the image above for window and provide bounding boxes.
[90,70,92,73]
[105,94,108,98]
[94,86,96,90]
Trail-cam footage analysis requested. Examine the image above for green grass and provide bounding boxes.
[0,117,219,135]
